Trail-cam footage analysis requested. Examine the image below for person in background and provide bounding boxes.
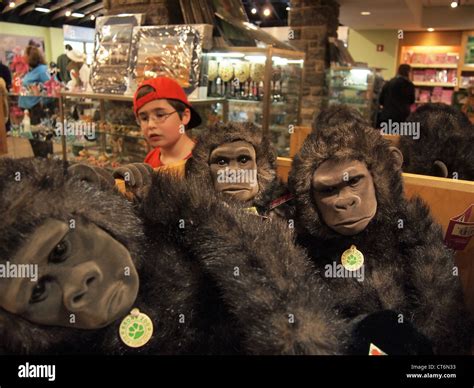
[377,64,415,127]
[0,60,12,91]
[56,44,72,83]
[18,46,51,125]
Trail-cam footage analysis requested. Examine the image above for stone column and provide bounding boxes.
[289,0,339,126]
[103,0,183,25]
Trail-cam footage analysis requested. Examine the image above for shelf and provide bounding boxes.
[409,64,458,69]
[461,66,474,72]
[61,91,226,105]
[415,101,452,105]
[413,81,456,87]
[329,85,369,91]
[96,130,145,140]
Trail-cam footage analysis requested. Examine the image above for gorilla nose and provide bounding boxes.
[63,262,103,311]
[335,195,359,210]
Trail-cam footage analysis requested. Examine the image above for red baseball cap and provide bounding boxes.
[133,77,202,129]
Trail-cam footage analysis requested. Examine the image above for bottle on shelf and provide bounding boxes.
[21,109,31,134]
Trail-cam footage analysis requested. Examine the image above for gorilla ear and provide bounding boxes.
[432,160,449,178]
[388,147,404,171]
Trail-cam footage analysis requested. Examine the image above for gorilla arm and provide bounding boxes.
[144,173,347,355]
[402,198,473,354]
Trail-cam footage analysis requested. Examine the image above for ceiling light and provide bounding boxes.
[450,1,459,8]
[35,7,51,13]
[9,1,15,8]
[65,10,72,17]
[286,6,290,11]
[71,12,85,18]
[251,7,257,15]
[263,8,271,17]
[361,11,371,16]
[427,27,435,32]
[90,15,96,20]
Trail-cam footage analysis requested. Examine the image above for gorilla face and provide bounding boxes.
[209,140,259,202]
[312,160,377,236]
[0,219,139,329]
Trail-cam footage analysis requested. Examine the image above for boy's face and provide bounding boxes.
[137,99,191,149]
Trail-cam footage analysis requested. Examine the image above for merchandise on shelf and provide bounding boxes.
[203,49,304,156]
[129,24,212,94]
[326,67,375,122]
[91,14,145,95]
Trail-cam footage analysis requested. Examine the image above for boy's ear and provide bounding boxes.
[182,108,191,127]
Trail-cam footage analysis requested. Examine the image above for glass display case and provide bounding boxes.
[325,66,375,121]
[203,47,305,156]
[7,93,62,158]
[58,91,227,167]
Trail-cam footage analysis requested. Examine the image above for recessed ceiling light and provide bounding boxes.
[35,7,51,13]
[9,1,15,8]
[65,10,72,17]
[90,15,96,20]
[263,8,271,17]
[251,7,257,15]
[361,11,371,15]
[427,27,435,32]
[450,1,459,8]
[286,6,290,11]
[71,12,84,18]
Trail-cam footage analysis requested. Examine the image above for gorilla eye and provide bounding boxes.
[216,158,228,166]
[49,240,70,263]
[320,186,336,194]
[349,176,362,186]
[238,155,250,164]
[30,280,48,304]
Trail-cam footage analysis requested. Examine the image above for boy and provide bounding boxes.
[134,76,201,174]
[113,77,201,198]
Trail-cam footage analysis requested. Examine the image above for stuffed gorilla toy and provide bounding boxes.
[288,106,473,355]
[399,103,474,181]
[0,157,344,355]
[185,121,293,218]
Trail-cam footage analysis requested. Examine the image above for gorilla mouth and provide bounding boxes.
[223,187,250,192]
[334,215,372,227]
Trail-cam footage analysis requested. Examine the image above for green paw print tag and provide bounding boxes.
[129,323,145,340]
[341,245,364,271]
[119,308,153,348]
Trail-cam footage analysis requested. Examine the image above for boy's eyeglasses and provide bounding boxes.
[136,110,178,126]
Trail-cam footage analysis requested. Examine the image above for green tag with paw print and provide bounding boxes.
[119,308,153,348]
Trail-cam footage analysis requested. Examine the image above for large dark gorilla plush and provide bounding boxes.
[288,110,472,355]
[0,157,343,355]
[185,122,292,217]
[0,157,204,354]
[399,103,474,180]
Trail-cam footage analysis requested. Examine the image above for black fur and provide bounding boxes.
[289,110,473,354]
[399,103,474,180]
[144,172,348,354]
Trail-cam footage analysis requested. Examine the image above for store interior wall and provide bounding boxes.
[0,22,64,64]
[347,29,399,80]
